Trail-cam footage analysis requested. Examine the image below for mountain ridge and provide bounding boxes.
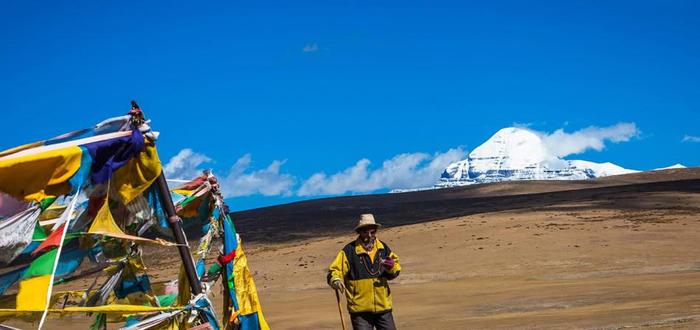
[437,127,638,188]
[231,167,700,243]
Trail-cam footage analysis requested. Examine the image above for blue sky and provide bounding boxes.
[2,1,698,210]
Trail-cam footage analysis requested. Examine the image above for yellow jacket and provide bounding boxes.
[327,239,401,314]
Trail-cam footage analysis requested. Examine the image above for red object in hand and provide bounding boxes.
[381,257,395,269]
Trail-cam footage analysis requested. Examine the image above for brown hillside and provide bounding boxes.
[22,168,699,329]
[233,167,700,243]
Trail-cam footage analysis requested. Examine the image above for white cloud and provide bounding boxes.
[165,123,640,200]
[538,123,639,157]
[297,148,467,196]
[302,42,319,53]
[219,154,296,197]
[682,135,700,143]
[163,148,212,180]
[164,150,295,198]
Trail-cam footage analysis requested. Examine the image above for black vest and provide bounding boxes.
[343,240,393,281]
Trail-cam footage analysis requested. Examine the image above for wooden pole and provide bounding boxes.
[155,172,203,295]
[133,100,202,296]
[335,289,347,330]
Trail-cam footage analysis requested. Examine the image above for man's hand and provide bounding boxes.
[331,279,345,293]
[381,257,395,269]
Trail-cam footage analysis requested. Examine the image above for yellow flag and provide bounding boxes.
[88,197,128,236]
[233,242,270,329]
[112,143,162,205]
[87,197,175,245]
[0,146,82,202]
[0,141,44,158]
[16,275,51,311]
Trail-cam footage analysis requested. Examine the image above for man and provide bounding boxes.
[327,214,401,330]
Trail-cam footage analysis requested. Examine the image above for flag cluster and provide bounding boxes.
[0,107,267,330]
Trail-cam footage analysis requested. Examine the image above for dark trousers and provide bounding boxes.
[350,311,396,330]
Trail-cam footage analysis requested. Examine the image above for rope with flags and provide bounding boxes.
[171,172,269,330]
[0,102,267,330]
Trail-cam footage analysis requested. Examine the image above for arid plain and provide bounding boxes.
[237,168,700,329]
[14,168,700,329]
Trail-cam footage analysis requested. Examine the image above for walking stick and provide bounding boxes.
[335,289,347,330]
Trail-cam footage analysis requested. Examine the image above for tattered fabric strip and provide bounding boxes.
[171,175,208,196]
[0,305,181,314]
[0,131,132,162]
[112,142,162,205]
[31,190,81,256]
[0,266,27,295]
[37,187,82,329]
[87,194,178,246]
[120,308,187,330]
[0,205,41,263]
[85,128,145,184]
[0,193,29,218]
[0,131,133,202]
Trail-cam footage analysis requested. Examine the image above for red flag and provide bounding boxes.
[31,224,65,256]
[174,175,208,192]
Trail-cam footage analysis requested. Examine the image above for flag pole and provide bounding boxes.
[131,101,203,296]
[155,172,203,295]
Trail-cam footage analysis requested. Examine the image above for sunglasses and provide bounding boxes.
[360,229,377,234]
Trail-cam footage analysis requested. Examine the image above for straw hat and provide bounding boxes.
[354,213,382,232]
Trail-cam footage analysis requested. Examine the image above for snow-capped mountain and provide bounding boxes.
[568,160,637,178]
[653,164,686,171]
[437,127,638,188]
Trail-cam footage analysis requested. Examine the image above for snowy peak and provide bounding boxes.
[470,127,552,170]
[568,160,638,177]
[441,159,469,180]
[653,164,687,171]
[437,127,637,187]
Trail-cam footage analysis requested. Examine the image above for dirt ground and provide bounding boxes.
[246,191,700,329]
[5,170,700,329]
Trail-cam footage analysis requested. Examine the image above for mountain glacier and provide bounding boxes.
[435,127,638,188]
